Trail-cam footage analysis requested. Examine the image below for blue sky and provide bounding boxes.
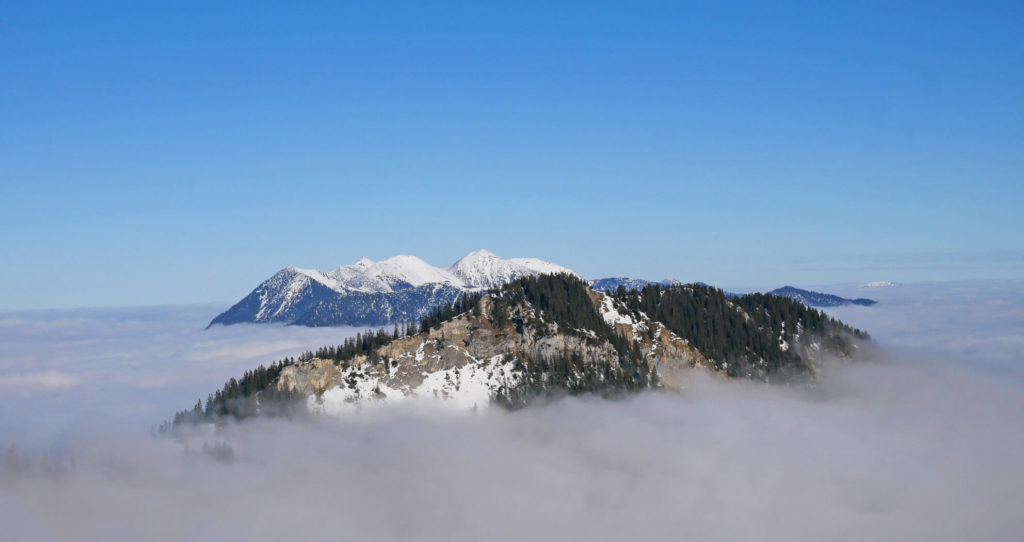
[2,1,1022,309]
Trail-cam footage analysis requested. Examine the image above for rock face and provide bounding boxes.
[277,358,341,396]
[276,289,718,413]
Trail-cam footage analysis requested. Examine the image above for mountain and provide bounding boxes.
[207,250,576,328]
[209,254,877,329]
[169,275,869,427]
[448,249,574,289]
[768,286,877,307]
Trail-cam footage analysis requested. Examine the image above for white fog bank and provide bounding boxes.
[0,305,368,443]
[1,281,1023,541]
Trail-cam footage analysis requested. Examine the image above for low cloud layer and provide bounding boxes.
[2,283,1023,541]
[0,305,368,442]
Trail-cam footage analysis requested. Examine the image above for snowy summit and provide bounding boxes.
[208,250,576,327]
[446,249,576,290]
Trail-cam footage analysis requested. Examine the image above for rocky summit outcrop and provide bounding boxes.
[277,289,725,413]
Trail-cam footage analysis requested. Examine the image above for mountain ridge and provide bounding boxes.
[209,252,877,329]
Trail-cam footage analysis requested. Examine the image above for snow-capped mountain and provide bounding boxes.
[208,250,576,328]
[326,255,464,293]
[447,249,575,289]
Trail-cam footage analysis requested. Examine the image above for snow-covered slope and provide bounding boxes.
[327,255,463,293]
[222,266,345,324]
[446,249,576,290]
[208,250,576,328]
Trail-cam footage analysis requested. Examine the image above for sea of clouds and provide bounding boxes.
[1,280,1022,541]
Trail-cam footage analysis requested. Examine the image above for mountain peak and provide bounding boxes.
[447,250,573,290]
[454,249,499,263]
[382,254,430,264]
[210,251,579,328]
[281,265,331,283]
[357,254,459,290]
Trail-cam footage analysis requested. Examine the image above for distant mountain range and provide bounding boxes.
[208,251,876,328]
[588,278,739,297]
[766,286,877,307]
[589,280,874,307]
[587,277,681,292]
[208,250,575,328]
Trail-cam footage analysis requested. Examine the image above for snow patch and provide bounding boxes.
[414,354,520,411]
[311,353,524,414]
[599,295,635,327]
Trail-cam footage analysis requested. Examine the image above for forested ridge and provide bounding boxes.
[487,274,653,407]
[609,283,867,378]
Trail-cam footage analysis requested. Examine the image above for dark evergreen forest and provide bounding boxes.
[609,282,867,377]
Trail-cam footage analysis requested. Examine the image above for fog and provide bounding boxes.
[0,305,369,443]
[2,282,1023,541]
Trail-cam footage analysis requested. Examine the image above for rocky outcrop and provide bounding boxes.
[277,358,341,396]
[276,290,714,411]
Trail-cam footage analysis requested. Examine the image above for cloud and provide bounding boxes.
[1,282,1023,541]
[0,305,368,442]
[0,371,79,393]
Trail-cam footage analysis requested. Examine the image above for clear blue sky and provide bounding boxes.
[2,1,1022,309]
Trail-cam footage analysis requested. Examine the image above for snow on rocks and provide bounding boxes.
[597,292,648,340]
[309,352,522,414]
